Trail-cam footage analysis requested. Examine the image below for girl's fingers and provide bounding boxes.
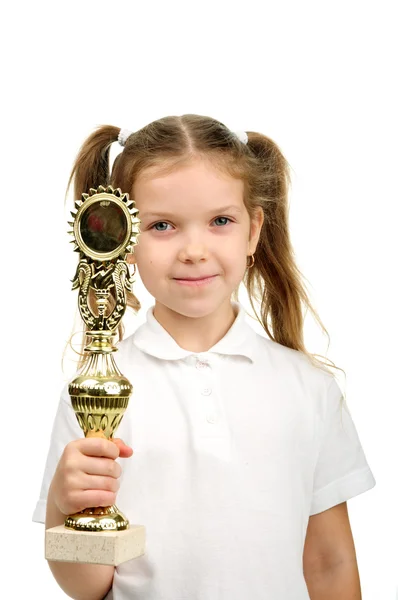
[81,455,122,479]
[81,474,120,493]
[76,438,120,460]
[112,438,134,458]
[68,489,118,512]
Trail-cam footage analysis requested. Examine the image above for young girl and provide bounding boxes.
[33,115,376,600]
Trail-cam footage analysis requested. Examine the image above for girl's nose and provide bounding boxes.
[178,236,209,263]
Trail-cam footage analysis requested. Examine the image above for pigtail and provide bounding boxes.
[244,132,342,378]
[66,125,120,201]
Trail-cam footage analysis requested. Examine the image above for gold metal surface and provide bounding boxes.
[66,185,140,532]
[65,505,129,532]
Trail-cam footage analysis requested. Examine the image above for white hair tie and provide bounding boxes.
[118,128,133,147]
[234,130,248,144]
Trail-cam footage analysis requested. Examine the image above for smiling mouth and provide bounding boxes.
[172,275,219,286]
[174,275,217,281]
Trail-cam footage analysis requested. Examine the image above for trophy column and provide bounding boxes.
[45,185,146,566]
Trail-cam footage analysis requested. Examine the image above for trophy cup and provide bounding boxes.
[45,185,146,566]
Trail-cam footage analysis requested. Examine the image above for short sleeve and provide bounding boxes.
[310,376,376,515]
[32,384,82,524]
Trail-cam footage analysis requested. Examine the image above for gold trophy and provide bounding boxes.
[45,185,146,566]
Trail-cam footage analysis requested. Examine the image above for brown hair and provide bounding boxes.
[66,114,345,388]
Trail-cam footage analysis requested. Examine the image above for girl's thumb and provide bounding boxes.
[112,438,134,458]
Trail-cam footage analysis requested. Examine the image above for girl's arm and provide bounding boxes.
[46,484,114,600]
[303,501,362,599]
[304,558,361,599]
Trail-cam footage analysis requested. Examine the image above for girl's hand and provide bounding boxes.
[50,437,133,516]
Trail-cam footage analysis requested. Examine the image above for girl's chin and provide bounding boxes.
[157,298,233,319]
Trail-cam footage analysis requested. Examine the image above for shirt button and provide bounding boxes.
[206,413,217,424]
[201,388,212,396]
[196,360,210,370]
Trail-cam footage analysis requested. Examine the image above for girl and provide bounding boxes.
[33,114,376,600]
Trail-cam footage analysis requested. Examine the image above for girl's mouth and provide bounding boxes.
[173,275,218,286]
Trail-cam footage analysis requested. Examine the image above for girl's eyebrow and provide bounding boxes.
[140,205,243,220]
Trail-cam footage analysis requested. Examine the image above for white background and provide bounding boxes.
[1,1,396,598]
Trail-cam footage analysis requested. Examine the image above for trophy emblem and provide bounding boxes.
[45,185,146,565]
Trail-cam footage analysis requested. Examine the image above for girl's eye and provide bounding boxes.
[150,217,232,231]
[151,222,172,231]
[213,216,231,226]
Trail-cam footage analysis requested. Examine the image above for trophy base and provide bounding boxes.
[65,504,129,531]
[45,524,146,566]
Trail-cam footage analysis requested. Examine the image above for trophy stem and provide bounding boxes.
[66,331,133,532]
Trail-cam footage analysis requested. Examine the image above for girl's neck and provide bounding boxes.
[152,300,237,353]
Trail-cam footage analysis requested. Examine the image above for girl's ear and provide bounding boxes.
[126,253,136,264]
[248,206,264,254]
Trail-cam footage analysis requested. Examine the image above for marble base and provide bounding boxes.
[45,524,146,566]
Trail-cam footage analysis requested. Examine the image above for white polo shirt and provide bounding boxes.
[33,301,376,600]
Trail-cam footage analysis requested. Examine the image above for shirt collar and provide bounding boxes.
[131,301,259,362]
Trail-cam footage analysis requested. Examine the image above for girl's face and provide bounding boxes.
[129,159,264,320]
